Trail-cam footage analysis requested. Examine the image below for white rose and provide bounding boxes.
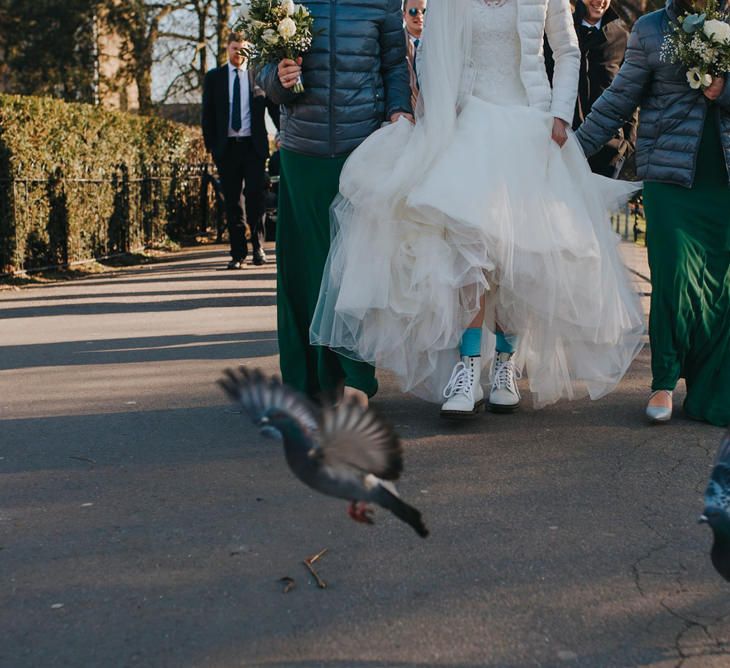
[703,19,730,44]
[278,17,297,39]
[262,28,279,45]
[281,0,296,16]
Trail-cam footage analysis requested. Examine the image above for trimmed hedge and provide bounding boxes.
[0,94,209,273]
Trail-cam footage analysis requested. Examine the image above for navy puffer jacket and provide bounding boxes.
[257,0,411,158]
[577,0,730,187]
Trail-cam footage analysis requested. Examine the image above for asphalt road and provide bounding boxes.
[1,245,728,668]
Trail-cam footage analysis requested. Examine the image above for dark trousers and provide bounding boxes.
[218,137,266,261]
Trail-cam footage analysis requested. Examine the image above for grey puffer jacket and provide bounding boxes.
[256,0,411,158]
[576,0,730,187]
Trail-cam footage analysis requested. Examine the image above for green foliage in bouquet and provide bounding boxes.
[234,0,316,93]
[661,0,730,89]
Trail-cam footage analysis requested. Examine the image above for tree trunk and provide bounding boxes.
[136,64,153,114]
[198,12,207,88]
[215,0,230,66]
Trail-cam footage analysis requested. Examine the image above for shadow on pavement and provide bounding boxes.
[0,292,277,319]
[2,287,276,304]
[0,331,278,371]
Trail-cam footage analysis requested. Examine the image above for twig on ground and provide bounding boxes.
[303,548,329,589]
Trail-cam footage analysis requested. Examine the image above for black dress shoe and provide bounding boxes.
[227,259,244,269]
[252,250,267,266]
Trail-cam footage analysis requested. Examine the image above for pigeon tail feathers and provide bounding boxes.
[369,480,429,538]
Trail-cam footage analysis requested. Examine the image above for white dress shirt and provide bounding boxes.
[581,18,602,29]
[228,62,252,138]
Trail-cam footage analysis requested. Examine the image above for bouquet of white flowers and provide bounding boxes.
[235,0,315,93]
[661,0,730,90]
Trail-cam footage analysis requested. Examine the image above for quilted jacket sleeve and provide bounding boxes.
[379,0,413,117]
[545,0,580,124]
[256,62,301,106]
[576,23,652,157]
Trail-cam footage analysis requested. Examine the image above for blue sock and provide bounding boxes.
[460,328,482,357]
[495,331,518,355]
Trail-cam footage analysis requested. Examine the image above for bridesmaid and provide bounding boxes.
[256,1,412,406]
[577,0,730,427]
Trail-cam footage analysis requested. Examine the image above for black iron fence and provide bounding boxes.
[611,198,644,243]
[1,162,223,274]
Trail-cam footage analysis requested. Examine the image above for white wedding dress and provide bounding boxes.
[310,0,644,407]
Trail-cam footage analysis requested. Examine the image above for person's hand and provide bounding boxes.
[551,117,569,147]
[278,57,302,89]
[390,112,415,124]
[704,76,726,101]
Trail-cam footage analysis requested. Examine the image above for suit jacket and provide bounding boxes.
[202,65,280,165]
[571,3,630,129]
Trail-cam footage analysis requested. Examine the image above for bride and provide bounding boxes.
[310,0,644,418]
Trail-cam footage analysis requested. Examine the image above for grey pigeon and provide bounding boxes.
[699,430,730,582]
[219,367,429,538]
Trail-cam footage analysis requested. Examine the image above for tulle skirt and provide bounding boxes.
[310,96,645,406]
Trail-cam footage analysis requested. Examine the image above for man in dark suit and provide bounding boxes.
[546,0,635,177]
[403,0,426,112]
[202,32,280,268]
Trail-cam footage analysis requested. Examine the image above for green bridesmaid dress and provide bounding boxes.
[275,148,378,401]
[643,106,730,427]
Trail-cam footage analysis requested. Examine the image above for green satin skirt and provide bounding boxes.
[275,148,378,400]
[643,108,730,427]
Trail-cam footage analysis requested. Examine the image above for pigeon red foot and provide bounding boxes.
[348,501,374,525]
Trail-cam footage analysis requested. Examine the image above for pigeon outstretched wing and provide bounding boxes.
[317,400,403,480]
[218,367,320,436]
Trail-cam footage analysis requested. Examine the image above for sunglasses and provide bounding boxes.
[407,7,427,16]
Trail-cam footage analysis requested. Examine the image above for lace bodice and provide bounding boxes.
[471,0,529,106]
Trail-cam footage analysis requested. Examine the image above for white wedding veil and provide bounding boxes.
[408,0,473,179]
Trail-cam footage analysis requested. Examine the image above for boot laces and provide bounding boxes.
[491,356,522,393]
[443,361,473,399]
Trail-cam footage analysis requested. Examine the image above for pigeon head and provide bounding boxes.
[700,507,730,537]
[257,416,283,441]
[260,410,309,442]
